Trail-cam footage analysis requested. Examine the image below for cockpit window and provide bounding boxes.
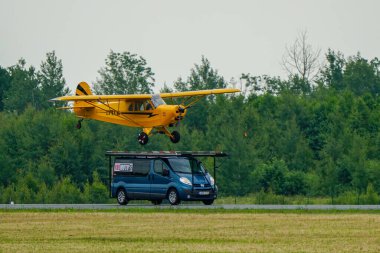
[129,101,153,111]
[151,94,166,108]
[134,102,142,111]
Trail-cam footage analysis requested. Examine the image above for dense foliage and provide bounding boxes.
[0,49,380,204]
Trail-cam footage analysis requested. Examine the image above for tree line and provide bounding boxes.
[0,47,380,204]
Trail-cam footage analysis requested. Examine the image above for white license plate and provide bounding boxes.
[198,191,209,195]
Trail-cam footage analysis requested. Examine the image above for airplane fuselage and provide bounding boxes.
[74,100,186,128]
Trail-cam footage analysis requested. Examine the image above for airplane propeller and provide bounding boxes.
[178,105,186,114]
[175,105,187,127]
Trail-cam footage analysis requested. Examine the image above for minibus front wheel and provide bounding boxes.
[167,188,181,205]
[202,199,214,205]
[117,188,128,205]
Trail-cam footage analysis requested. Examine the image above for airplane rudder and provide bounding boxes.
[76,81,93,96]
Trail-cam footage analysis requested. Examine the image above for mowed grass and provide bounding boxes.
[1,211,380,252]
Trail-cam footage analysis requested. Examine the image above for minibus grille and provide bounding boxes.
[193,183,211,188]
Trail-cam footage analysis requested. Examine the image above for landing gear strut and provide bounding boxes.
[137,128,180,145]
[138,132,149,145]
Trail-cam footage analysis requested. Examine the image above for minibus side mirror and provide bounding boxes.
[162,168,169,177]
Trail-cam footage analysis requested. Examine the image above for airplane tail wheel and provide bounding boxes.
[170,131,180,143]
[76,121,82,129]
[138,132,149,145]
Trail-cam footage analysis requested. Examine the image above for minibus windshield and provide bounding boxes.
[168,158,205,174]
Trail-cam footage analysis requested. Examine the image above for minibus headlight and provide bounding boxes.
[209,176,215,186]
[180,177,192,186]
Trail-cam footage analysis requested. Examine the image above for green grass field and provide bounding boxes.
[1,210,380,252]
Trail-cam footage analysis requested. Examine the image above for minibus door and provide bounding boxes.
[150,159,171,198]
[126,159,151,199]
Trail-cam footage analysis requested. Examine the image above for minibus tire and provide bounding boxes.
[117,188,128,205]
[167,188,180,205]
[202,199,214,205]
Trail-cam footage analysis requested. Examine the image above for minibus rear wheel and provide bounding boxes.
[117,188,128,205]
[167,188,180,205]
[151,199,162,205]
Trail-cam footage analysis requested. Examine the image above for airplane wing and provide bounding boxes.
[159,88,240,108]
[159,88,240,98]
[51,88,240,102]
[51,94,153,102]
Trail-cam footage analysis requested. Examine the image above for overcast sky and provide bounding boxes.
[1,0,379,93]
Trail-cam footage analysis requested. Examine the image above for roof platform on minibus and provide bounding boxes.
[105,151,228,158]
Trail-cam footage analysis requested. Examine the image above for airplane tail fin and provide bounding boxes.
[75,81,93,96]
[73,82,94,116]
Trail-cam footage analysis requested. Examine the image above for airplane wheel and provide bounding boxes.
[76,121,82,129]
[138,132,149,145]
[170,131,180,143]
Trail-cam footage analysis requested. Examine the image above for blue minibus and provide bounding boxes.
[106,151,227,205]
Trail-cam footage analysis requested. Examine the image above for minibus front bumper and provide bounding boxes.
[177,185,218,201]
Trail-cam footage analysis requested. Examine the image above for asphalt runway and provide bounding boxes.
[1,204,380,210]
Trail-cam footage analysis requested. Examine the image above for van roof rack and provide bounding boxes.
[105,151,228,158]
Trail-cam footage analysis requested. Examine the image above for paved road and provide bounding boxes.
[1,204,380,210]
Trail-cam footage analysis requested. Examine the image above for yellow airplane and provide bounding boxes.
[52,82,240,145]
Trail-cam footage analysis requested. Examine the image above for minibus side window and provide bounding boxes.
[154,160,169,175]
[113,159,133,176]
[154,160,163,175]
[133,160,151,176]
[113,159,151,177]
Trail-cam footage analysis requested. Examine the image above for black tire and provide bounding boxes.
[117,188,128,205]
[167,188,180,205]
[170,131,180,144]
[76,121,82,129]
[151,199,163,205]
[138,132,149,145]
[202,199,214,205]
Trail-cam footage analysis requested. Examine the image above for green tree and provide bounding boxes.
[38,51,70,108]
[94,51,155,94]
[343,53,380,96]
[240,74,288,95]
[83,172,108,203]
[362,183,380,204]
[250,159,287,195]
[48,177,83,203]
[174,56,226,92]
[4,59,41,112]
[319,49,345,91]
[173,56,226,131]
[0,66,11,111]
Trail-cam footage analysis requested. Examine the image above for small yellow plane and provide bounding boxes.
[52,82,240,145]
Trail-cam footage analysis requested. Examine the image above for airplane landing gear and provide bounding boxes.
[76,119,83,129]
[137,128,180,145]
[170,130,180,143]
[138,132,149,145]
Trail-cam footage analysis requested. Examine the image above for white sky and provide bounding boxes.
[1,0,379,93]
